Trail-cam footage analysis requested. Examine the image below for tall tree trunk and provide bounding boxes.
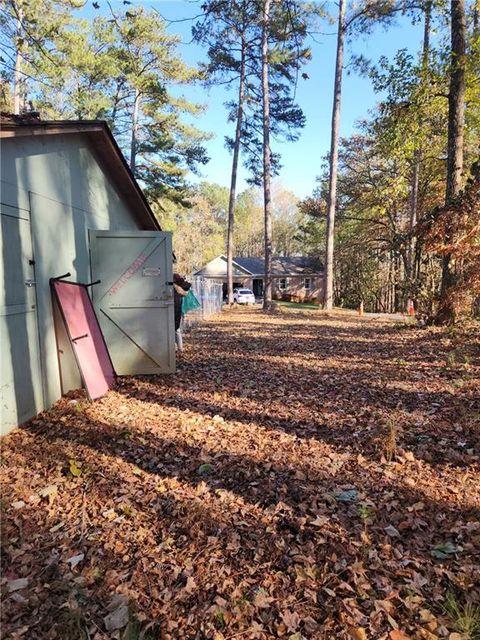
[13,5,24,115]
[226,40,246,306]
[421,0,432,69]
[323,0,346,310]
[407,156,420,291]
[407,1,432,309]
[437,0,466,324]
[394,254,402,312]
[262,0,272,311]
[130,89,141,173]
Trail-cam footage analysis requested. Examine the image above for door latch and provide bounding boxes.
[25,280,36,287]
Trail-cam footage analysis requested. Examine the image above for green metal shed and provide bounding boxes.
[0,114,174,435]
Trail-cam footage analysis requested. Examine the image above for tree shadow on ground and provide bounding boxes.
[11,412,480,592]
[118,375,479,472]
[2,311,479,639]
[6,407,478,638]
[120,311,480,471]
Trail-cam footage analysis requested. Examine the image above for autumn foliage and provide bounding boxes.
[419,162,480,322]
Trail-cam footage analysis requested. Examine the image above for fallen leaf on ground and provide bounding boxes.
[390,631,412,640]
[38,485,58,503]
[336,489,359,503]
[349,627,368,640]
[66,553,84,569]
[281,609,301,632]
[103,604,129,631]
[68,459,81,477]
[430,542,458,559]
[7,578,29,593]
[384,524,400,538]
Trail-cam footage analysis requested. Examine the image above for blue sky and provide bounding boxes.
[107,1,426,199]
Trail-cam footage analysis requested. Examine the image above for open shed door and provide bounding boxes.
[89,230,174,375]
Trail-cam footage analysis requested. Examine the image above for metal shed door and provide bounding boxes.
[89,231,174,375]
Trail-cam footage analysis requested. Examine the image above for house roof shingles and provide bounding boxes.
[234,256,323,276]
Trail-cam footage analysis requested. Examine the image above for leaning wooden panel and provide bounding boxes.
[50,278,115,400]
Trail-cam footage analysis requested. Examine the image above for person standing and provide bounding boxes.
[173,273,191,352]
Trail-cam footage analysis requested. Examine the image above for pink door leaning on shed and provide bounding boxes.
[51,279,115,400]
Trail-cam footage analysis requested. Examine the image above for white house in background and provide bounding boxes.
[195,255,324,302]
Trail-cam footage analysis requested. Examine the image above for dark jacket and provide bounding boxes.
[173,274,191,330]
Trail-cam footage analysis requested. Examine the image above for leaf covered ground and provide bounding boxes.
[1,308,480,640]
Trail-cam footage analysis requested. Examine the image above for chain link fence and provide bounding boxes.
[183,277,224,329]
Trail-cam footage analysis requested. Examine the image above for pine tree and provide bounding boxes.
[0,0,83,114]
[323,0,345,311]
[193,0,259,304]
[248,0,312,309]
[321,0,430,310]
[5,4,211,207]
[102,6,210,205]
[195,0,312,309]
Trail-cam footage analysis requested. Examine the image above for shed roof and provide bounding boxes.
[0,113,160,231]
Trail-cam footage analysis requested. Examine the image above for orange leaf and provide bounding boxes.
[390,631,411,640]
[349,628,367,640]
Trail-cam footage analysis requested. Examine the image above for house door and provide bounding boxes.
[1,206,44,432]
[89,230,175,375]
[252,279,263,297]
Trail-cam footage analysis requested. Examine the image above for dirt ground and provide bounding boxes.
[1,308,479,640]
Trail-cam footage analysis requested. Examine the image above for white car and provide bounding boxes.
[233,288,256,304]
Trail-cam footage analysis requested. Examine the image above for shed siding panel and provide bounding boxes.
[1,203,44,433]
[0,180,30,212]
[0,134,138,227]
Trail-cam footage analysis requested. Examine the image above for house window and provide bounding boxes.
[279,278,287,290]
[304,277,311,290]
